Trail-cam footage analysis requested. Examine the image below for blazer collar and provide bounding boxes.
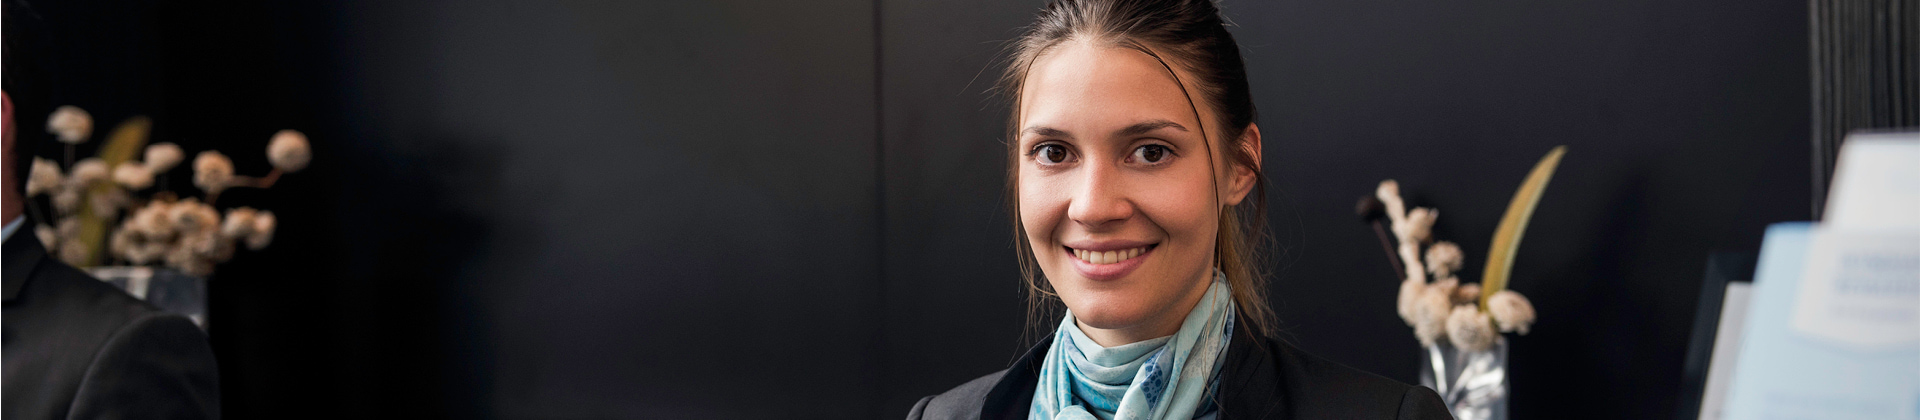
[981,312,1284,420]
[1215,320,1286,419]
[980,332,1050,420]
[3,227,48,302]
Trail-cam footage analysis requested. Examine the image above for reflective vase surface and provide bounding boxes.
[88,266,209,330]
[1418,337,1508,420]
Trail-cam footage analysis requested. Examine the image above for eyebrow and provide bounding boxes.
[1115,119,1188,137]
[1019,119,1189,140]
[1021,126,1073,140]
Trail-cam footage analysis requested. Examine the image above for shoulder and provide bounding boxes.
[5,256,218,418]
[905,370,1006,420]
[1255,339,1450,420]
[12,259,164,338]
[68,312,221,419]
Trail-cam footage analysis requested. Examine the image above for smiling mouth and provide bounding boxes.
[1067,244,1156,265]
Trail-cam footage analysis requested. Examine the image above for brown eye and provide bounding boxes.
[1134,144,1170,164]
[1034,144,1070,164]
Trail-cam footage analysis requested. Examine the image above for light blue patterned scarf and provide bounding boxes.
[1030,270,1236,420]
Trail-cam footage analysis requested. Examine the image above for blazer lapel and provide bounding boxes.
[3,229,48,303]
[1216,317,1287,419]
[979,334,1051,420]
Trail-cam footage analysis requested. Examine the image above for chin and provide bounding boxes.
[1054,282,1160,331]
[1037,240,1212,339]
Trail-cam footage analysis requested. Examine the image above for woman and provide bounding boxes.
[906,1,1452,419]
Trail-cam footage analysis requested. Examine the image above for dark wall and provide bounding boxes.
[12,0,1810,418]
[243,1,888,417]
[1237,2,1807,419]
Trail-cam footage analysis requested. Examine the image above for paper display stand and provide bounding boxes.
[1676,252,1756,420]
[1719,132,1919,420]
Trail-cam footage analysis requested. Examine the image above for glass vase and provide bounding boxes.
[1418,337,1508,420]
[87,266,209,330]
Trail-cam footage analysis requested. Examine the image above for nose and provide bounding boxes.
[1066,160,1134,229]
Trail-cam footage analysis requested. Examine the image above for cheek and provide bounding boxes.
[1132,169,1218,240]
[1016,169,1070,248]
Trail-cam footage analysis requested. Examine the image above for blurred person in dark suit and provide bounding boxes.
[3,3,221,417]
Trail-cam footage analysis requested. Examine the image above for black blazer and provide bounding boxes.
[3,229,221,419]
[907,318,1452,420]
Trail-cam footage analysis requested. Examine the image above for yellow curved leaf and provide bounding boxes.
[97,116,151,165]
[76,116,151,267]
[1480,146,1566,310]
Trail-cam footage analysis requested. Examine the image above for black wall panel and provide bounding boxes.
[196,1,883,417]
[13,0,1817,418]
[1228,1,1809,418]
[875,0,1037,416]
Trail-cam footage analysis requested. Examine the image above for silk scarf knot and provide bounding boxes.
[1030,270,1236,420]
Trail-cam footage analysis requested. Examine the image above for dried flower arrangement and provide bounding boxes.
[1359,147,1564,352]
[23,105,312,276]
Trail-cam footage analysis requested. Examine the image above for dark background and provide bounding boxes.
[8,0,1810,418]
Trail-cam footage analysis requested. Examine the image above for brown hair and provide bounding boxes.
[999,0,1275,340]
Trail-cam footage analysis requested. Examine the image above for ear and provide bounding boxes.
[1222,123,1262,206]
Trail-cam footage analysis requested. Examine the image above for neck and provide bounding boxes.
[1076,266,1217,347]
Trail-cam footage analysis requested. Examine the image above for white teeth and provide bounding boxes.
[1071,246,1149,265]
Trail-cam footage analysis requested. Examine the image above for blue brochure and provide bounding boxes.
[1723,222,1920,420]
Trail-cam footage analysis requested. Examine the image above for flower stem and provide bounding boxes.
[1372,220,1404,280]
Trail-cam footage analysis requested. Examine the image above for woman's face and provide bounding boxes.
[1016,41,1259,346]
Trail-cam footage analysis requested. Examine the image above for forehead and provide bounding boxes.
[1018,41,1205,135]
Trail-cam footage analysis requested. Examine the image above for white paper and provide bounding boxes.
[1698,282,1752,420]
[1824,131,1920,230]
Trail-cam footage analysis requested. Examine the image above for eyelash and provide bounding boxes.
[1026,142,1074,165]
[1024,142,1178,166]
[1128,143,1177,166]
